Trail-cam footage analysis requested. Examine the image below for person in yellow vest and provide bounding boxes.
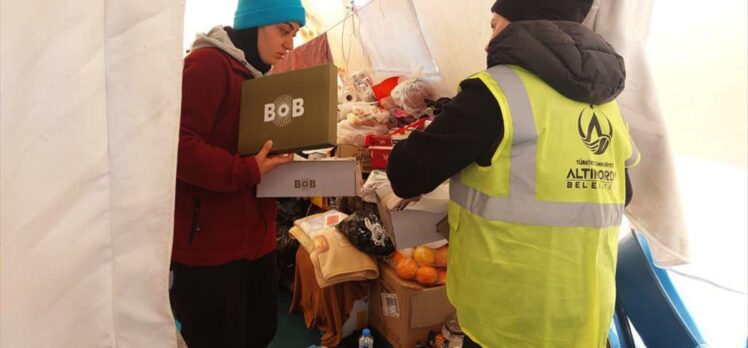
[387,0,640,347]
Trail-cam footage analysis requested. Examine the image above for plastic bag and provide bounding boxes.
[339,102,390,126]
[275,198,304,280]
[336,211,396,256]
[275,199,326,268]
[390,78,435,116]
[350,71,377,102]
[337,120,388,146]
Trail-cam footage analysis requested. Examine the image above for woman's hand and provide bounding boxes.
[255,140,294,176]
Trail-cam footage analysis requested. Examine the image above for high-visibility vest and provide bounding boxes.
[447,65,640,348]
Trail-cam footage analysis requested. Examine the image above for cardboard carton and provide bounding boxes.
[341,295,370,339]
[257,158,361,197]
[238,64,337,155]
[376,183,449,249]
[369,263,455,348]
[336,143,372,173]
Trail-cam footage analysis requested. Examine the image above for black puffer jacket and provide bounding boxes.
[388,20,632,202]
[487,21,625,104]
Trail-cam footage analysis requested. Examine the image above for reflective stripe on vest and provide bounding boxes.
[450,65,623,228]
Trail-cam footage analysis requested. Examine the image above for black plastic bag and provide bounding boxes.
[275,198,303,268]
[337,210,395,256]
[275,198,323,288]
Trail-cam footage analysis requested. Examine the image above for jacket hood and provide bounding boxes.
[487,20,625,104]
[191,25,269,78]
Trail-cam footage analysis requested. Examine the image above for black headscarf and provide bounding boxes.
[225,26,272,74]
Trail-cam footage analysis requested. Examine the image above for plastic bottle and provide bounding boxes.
[442,314,464,348]
[358,328,374,348]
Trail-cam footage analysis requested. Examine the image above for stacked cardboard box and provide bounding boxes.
[257,157,361,198]
[336,144,372,173]
[376,183,449,249]
[369,263,455,348]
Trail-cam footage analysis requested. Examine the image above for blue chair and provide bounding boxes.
[609,307,635,348]
[615,230,707,348]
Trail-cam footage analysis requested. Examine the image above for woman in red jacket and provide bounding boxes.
[170,1,305,347]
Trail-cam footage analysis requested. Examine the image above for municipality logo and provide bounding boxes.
[577,107,613,155]
[264,95,305,128]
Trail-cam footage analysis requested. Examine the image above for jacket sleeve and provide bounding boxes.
[625,169,632,207]
[387,79,503,198]
[176,50,262,192]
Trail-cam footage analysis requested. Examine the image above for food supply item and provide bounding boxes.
[395,257,418,280]
[415,266,438,286]
[413,246,435,266]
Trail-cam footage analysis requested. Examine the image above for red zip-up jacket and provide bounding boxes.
[172,47,276,266]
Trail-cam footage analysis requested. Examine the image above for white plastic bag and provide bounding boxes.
[337,120,388,146]
[390,78,435,116]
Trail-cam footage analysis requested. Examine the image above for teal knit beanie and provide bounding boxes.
[234,0,306,30]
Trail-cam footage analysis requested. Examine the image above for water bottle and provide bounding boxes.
[358,328,374,348]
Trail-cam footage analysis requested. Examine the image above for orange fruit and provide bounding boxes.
[391,250,404,263]
[413,246,435,266]
[437,269,447,285]
[394,257,418,280]
[433,246,449,267]
[415,266,438,286]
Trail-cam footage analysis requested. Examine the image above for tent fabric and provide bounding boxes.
[584,0,689,266]
[354,0,439,77]
[0,0,184,347]
[302,0,494,97]
[410,0,495,96]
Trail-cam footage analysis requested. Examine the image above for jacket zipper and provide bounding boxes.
[188,198,202,245]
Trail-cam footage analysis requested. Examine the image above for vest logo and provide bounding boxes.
[577,107,613,155]
[264,95,305,128]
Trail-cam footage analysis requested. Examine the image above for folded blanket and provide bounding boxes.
[290,226,379,288]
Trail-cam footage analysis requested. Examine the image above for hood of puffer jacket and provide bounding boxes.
[190,25,270,78]
[486,20,625,104]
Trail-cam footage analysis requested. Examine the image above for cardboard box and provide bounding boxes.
[369,263,455,348]
[341,295,370,339]
[238,64,338,155]
[369,145,392,170]
[377,184,449,249]
[336,143,372,173]
[257,158,361,197]
[436,216,450,240]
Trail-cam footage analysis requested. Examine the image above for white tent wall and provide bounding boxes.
[183,0,238,53]
[1,1,184,347]
[302,0,495,97]
[302,1,373,85]
[645,0,747,345]
[648,0,747,167]
[411,0,495,96]
[297,2,397,88]
[584,0,690,266]
[354,1,441,79]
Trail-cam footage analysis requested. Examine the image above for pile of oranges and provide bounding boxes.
[391,245,448,287]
